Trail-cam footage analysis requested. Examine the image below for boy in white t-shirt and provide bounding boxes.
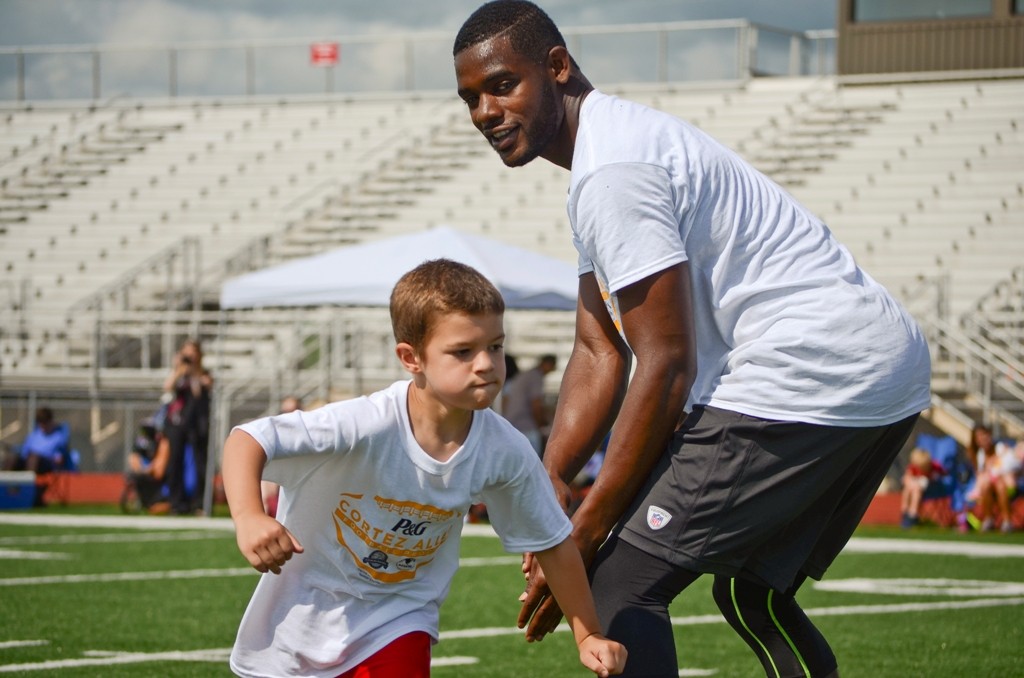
[223,258,626,678]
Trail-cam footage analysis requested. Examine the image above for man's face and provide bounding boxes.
[455,36,562,167]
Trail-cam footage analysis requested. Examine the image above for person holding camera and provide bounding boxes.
[162,338,214,515]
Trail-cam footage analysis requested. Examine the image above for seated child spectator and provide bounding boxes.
[966,424,1020,532]
[900,447,948,529]
[222,259,626,678]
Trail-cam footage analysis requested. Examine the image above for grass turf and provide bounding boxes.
[0,517,1022,677]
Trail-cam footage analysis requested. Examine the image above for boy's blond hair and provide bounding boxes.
[390,258,505,349]
[909,448,932,472]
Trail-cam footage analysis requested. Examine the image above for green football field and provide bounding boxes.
[1,509,1022,677]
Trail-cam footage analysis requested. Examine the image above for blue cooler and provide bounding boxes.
[0,471,37,510]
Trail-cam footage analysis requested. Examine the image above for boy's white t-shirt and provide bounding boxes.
[229,380,572,678]
[568,91,932,427]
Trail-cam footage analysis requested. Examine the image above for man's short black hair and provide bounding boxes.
[453,0,566,65]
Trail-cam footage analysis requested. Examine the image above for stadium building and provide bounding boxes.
[0,1,1021,515]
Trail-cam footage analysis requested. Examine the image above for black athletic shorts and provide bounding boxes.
[615,405,918,592]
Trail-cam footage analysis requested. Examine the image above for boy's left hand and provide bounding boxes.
[578,634,627,677]
[235,512,304,575]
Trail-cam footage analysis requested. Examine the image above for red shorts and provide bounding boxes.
[337,631,431,678]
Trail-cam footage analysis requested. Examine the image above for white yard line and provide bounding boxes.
[0,641,48,650]
[444,595,1024,638]
[0,650,479,673]
[0,567,256,587]
[0,557,523,587]
[0,649,233,673]
[0,514,235,531]
[844,536,1024,558]
[0,530,227,545]
[813,578,1024,597]
[2,514,1023,558]
[0,549,72,561]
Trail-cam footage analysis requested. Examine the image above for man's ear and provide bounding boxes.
[396,342,422,374]
[547,45,572,85]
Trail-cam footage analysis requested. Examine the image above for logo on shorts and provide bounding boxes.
[646,505,672,530]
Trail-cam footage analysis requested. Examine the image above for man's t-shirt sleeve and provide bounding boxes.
[571,162,687,293]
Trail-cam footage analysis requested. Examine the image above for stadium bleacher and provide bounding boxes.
[2,73,1022,468]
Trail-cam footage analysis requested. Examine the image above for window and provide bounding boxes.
[854,0,992,22]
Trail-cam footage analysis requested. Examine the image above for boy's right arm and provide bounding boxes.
[222,429,303,574]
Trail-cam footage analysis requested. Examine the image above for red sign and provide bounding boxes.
[310,42,339,66]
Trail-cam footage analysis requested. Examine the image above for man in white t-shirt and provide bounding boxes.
[454,3,931,677]
[502,354,557,455]
[223,259,626,678]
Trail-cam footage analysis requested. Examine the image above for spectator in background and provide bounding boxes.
[125,416,172,514]
[505,353,520,382]
[500,353,520,405]
[502,354,557,456]
[967,424,1019,532]
[162,338,214,516]
[3,407,73,507]
[492,353,521,419]
[261,395,302,518]
[900,447,948,529]
[4,406,70,475]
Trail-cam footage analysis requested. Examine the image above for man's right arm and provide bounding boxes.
[569,264,695,563]
[518,265,695,640]
[542,272,631,511]
[517,287,629,640]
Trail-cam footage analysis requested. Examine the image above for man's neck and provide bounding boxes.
[541,74,593,170]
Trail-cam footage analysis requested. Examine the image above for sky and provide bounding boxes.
[0,1,838,100]
[0,1,836,46]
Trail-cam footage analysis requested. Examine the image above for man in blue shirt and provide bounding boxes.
[6,407,71,474]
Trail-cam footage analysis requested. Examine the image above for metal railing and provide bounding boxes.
[968,265,1024,362]
[0,21,836,103]
[921,314,1024,437]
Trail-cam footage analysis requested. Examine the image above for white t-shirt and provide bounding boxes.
[229,380,572,678]
[568,91,931,427]
[978,441,1022,479]
[502,367,545,434]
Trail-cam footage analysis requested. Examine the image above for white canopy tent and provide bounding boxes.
[220,227,580,311]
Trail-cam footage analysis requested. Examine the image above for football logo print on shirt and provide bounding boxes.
[333,493,458,583]
[647,505,672,530]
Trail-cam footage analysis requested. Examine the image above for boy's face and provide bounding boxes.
[411,311,506,411]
